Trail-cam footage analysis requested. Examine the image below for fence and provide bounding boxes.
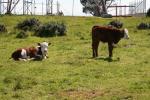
[0,0,61,15]
[129,0,146,16]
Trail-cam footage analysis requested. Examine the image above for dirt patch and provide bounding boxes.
[58,89,104,99]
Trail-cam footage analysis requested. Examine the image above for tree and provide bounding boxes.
[6,0,20,14]
[80,0,114,16]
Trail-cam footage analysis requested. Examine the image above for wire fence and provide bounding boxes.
[0,0,148,16]
[0,0,61,15]
[129,0,146,16]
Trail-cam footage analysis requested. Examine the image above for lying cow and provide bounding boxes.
[11,42,51,61]
[92,26,129,58]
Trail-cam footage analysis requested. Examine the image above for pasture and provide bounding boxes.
[0,15,150,100]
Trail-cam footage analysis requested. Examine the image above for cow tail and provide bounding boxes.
[92,26,97,39]
[91,26,96,49]
[92,26,95,34]
[92,26,98,35]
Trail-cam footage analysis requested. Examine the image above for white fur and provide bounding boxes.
[39,42,49,59]
[19,42,49,61]
[123,28,129,39]
[21,49,27,59]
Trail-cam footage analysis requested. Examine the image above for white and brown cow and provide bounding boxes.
[11,42,51,61]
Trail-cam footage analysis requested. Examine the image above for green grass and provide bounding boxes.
[0,15,150,100]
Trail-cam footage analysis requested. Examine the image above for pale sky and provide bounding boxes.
[1,0,150,16]
[39,0,150,16]
[60,0,150,16]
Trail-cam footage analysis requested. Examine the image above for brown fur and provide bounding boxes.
[11,47,38,61]
[92,26,125,58]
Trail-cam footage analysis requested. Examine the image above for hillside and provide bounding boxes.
[0,15,150,100]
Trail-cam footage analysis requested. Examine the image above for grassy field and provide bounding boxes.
[0,15,150,100]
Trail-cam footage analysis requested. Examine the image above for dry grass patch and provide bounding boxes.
[57,89,105,99]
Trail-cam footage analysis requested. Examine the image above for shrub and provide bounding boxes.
[146,8,150,17]
[137,23,149,30]
[108,20,123,29]
[16,18,40,31]
[101,14,112,18]
[16,31,29,39]
[35,22,66,37]
[0,24,7,32]
[35,22,57,37]
[56,22,66,36]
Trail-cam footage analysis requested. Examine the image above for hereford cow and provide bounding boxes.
[11,42,51,61]
[92,26,129,58]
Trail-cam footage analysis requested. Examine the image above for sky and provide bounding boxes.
[58,0,150,16]
[58,0,89,16]
[1,0,150,16]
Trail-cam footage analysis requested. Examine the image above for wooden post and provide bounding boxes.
[72,0,74,16]
[0,0,1,14]
[116,6,118,17]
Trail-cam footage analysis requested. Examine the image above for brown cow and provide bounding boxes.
[92,26,129,58]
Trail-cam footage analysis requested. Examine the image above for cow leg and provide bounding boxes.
[92,41,99,58]
[92,48,95,58]
[92,43,95,58]
[108,43,113,58]
[95,42,99,57]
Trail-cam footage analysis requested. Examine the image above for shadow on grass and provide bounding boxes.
[90,57,120,62]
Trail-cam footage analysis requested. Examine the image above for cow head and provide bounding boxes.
[123,28,129,39]
[37,42,51,59]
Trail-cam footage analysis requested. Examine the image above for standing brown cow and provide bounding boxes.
[92,26,129,58]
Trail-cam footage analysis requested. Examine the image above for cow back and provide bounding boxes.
[92,26,124,43]
[25,47,38,57]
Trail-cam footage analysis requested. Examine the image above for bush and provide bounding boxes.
[16,18,40,31]
[0,24,7,32]
[56,22,66,36]
[101,14,112,18]
[35,22,66,37]
[16,31,29,39]
[146,8,150,17]
[108,20,123,29]
[137,23,149,30]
